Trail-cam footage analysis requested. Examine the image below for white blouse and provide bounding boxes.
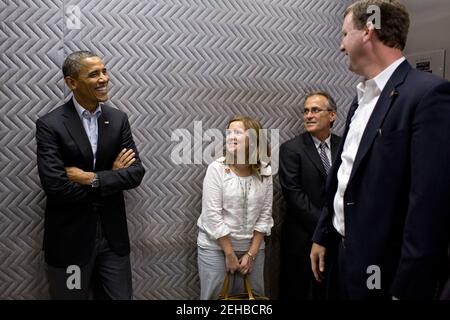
[197,157,274,251]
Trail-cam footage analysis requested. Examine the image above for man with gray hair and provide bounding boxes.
[36,51,145,299]
[279,91,341,300]
[310,0,450,300]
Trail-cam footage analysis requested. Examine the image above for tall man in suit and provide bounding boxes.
[279,91,341,299]
[36,51,145,299]
[310,0,450,300]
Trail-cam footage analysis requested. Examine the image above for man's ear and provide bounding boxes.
[64,76,77,90]
[330,110,337,123]
[364,21,376,41]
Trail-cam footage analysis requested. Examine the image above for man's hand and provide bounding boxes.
[113,148,135,170]
[65,167,94,185]
[310,242,327,283]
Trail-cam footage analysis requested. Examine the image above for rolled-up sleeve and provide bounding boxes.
[197,162,230,239]
[254,175,274,236]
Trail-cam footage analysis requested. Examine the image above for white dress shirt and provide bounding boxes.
[73,97,102,168]
[197,157,273,251]
[332,57,406,236]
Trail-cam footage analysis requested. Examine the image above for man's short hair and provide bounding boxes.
[304,91,337,111]
[62,51,98,78]
[345,0,410,50]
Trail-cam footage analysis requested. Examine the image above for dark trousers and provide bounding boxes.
[439,245,450,300]
[325,229,348,300]
[280,250,326,300]
[47,222,132,300]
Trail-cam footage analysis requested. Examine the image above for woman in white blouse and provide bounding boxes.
[197,115,273,300]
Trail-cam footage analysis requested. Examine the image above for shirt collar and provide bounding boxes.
[311,134,331,150]
[73,97,102,119]
[357,56,406,102]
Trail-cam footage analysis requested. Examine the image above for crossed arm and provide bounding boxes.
[65,148,136,185]
[36,116,145,202]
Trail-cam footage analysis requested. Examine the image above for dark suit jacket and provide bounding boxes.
[36,99,145,268]
[280,132,341,249]
[313,61,450,299]
[279,132,340,298]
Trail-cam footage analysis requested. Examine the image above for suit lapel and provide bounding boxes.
[95,107,110,170]
[326,98,358,198]
[334,97,359,174]
[330,134,340,163]
[63,99,94,167]
[303,133,327,178]
[347,98,360,127]
[349,60,410,183]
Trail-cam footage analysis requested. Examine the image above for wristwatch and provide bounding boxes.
[91,173,99,188]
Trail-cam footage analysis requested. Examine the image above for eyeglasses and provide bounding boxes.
[302,107,332,115]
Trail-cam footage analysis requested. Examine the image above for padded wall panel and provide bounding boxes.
[0,0,356,299]
[0,0,64,299]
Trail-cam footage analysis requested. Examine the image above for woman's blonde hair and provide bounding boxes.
[224,115,271,177]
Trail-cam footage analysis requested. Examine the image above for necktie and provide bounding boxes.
[319,142,331,174]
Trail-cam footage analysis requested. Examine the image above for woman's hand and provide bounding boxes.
[239,252,254,275]
[225,252,240,274]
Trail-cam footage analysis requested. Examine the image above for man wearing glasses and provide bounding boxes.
[279,91,341,299]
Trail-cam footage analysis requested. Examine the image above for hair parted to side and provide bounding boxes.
[62,51,98,78]
[345,0,410,50]
[224,115,271,177]
[304,91,337,111]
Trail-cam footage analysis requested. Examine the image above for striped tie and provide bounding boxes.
[319,142,331,174]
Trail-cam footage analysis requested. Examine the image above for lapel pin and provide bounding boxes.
[389,90,398,97]
[104,121,109,125]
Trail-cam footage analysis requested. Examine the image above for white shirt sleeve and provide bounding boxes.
[197,162,230,239]
[253,174,274,236]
